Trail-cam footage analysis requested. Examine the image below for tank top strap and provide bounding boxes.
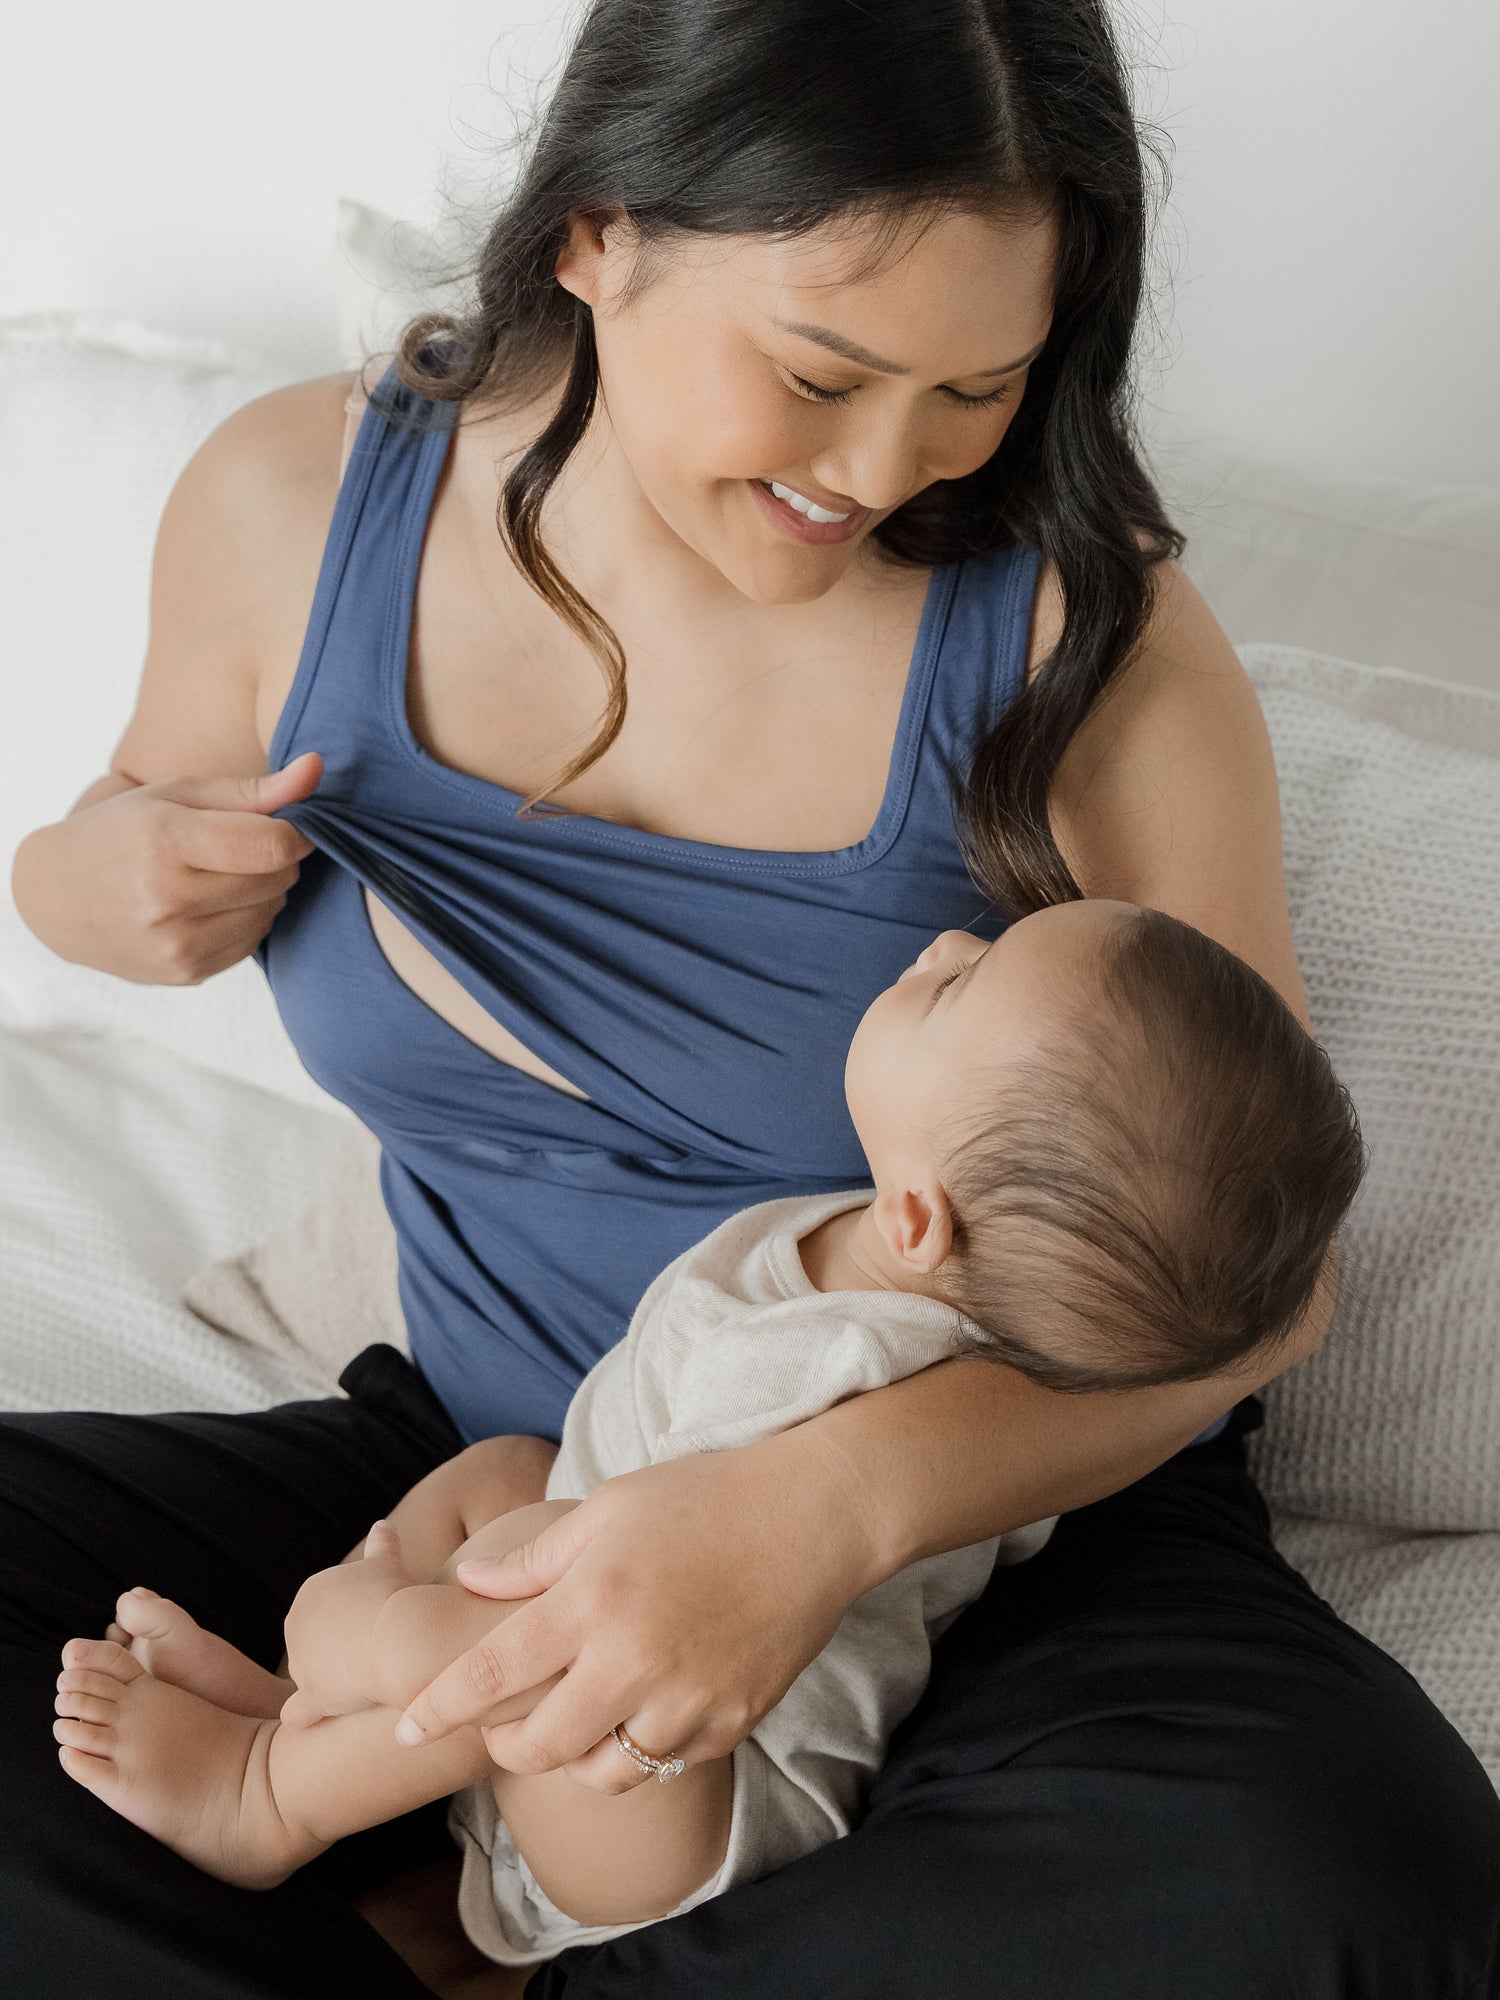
[268,358,457,778]
[909,537,1042,817]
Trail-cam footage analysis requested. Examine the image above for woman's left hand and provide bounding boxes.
[391,1427,882,1793]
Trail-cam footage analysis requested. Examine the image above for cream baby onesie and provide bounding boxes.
[449,1189,1058,1965]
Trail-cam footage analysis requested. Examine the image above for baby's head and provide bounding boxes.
[844,901,1366,1390]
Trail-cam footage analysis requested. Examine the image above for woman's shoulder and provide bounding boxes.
[1043,547,1308,1021]
[110,370,363,785]
[1023,540,1215,690]
[236,371,372,759]
[1023,551,1065,686]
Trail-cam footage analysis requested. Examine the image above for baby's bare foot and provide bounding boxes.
[54,1638,320,1889]
[106,1588,290,1719]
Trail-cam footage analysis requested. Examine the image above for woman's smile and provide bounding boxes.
[748,476,872,546]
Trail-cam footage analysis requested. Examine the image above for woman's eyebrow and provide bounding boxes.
[772,319,1048,379]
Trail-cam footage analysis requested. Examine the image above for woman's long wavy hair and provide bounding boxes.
[381,0,1184,917]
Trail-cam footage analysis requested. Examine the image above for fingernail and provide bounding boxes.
[456,1559,493,1576]
[395,1716,425,1747]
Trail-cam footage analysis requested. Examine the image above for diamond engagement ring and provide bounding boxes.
[612,1723,686,1784]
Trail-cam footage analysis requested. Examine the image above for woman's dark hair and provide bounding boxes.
[941,910,1367,1391]
[382,0,1184,915]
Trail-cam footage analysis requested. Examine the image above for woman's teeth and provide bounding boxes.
[768,480,851,524]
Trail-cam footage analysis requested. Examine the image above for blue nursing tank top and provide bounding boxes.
[259,359,1219,1450]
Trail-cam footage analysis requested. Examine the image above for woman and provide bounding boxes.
[10,2,1498,1996]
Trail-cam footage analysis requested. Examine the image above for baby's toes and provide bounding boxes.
[54,1712,115,1758]
[56,1667,125,1724]
[113,1586,174,1639]
[60,1636,145,1684]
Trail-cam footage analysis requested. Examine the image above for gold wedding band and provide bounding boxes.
[612,1723,686,1784]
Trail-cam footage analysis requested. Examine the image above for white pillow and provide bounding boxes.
[332,196,475,373]
[0,1019,349,1416]
[1170,454,1500,698]
[0,310,348,1114]
[1241,645,1500,1530]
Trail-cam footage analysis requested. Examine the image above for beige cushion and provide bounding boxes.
[179,1121,406,1395]
[1237,646,1500,1531]
[1269,1514,1500,1788]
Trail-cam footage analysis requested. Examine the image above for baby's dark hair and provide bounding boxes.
[940,908,1366,1391]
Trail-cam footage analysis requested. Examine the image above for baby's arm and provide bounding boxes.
[274,1435,554,1722]
[282,1498,579,1724]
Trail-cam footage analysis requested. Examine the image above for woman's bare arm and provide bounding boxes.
[769,1323,1304,1585]
[9,373,357,981]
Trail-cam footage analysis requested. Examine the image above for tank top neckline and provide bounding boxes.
[341,366,972,880]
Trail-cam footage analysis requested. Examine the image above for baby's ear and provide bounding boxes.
[872,1182,954,1277]
[922,1184,956,1273]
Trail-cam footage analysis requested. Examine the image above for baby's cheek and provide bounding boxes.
[842,999,906,1169]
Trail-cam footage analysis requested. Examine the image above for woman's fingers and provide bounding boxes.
[479,1654,707,1792]
[479,1658,649,1781]
[395,1597,577,1747]
[476,1667,567,1748]
[456,1504,593,1601]
[558,1728,656,1795]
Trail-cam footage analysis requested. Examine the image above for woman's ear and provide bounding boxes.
[554,211,612,305]
[871,1182,954,1277]
[554,209,633,307]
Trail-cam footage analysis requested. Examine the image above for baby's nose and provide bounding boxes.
[899,939,941,981]
[902,931,965,980]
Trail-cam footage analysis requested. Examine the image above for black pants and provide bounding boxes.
[1,1347,1496,1998]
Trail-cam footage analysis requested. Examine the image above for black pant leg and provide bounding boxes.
[0,1344,467,1999]
[529,1398,1500,2000]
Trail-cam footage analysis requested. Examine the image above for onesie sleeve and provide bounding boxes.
[649,1293,965,1463]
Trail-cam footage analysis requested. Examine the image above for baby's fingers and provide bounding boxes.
[280,1687,331,1730]
[363,1519,406,1568]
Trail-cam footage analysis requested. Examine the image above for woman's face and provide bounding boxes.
[554,202,1058,604]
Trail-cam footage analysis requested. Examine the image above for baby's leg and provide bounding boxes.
[101,1434,558,1714]
[367,1509,738,1928]
[54,1640,496,1890]
[359,1433,561,1575]
[55,1487,568,1891]
[492,1746,736,1930]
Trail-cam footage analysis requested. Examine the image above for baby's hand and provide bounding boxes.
[280,1520,414,1728]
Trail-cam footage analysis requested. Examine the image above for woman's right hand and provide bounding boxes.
[10,749,323,985]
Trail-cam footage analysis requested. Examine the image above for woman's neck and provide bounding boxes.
[460,370,892,641]
[463,382,742,624]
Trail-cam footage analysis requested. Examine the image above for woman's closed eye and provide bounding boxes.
[785,371,1013,412]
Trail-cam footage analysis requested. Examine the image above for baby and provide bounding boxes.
[52,900,1364,1965]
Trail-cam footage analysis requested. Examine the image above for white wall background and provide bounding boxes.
[2,0,1496,488]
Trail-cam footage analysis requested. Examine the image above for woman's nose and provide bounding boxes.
[815,417,922,515]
